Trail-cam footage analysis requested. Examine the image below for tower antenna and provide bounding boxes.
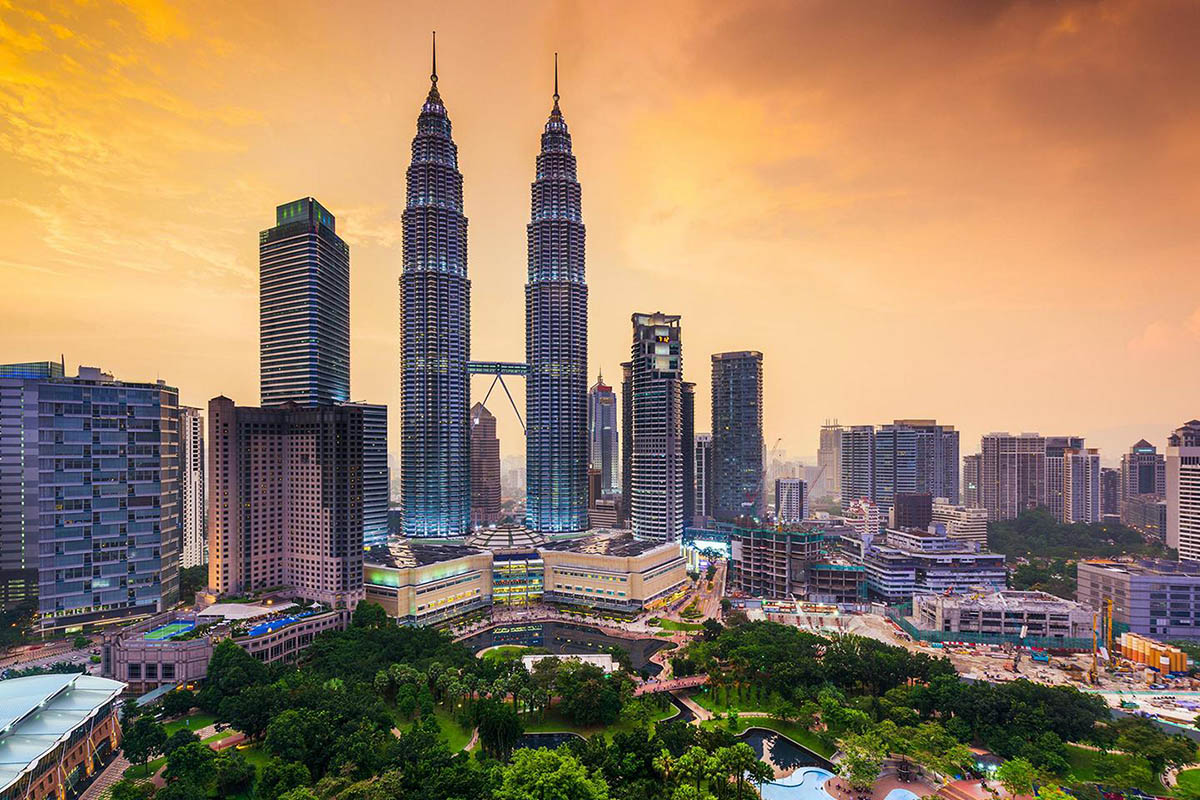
[431,31,437,85]
[553,52,559,104]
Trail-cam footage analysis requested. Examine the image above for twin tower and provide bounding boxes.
[400,41,588,537]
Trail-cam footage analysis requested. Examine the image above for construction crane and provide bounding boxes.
[746,438,784,520]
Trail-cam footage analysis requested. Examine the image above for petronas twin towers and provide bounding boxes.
[400,40,588,537]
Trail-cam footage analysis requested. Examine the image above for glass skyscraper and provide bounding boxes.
[629,313,685,541]
[259,197,350,406]
[711,351,764,522]
[525,63,589,534]
[399,49,471,537]
[588,375,618,498]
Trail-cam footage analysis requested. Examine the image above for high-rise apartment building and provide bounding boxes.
[1101,467,1120,517]
[816,421,842,499]
[979,433,1046,521]
[1063,447,1101,524]
[840,420,957,513]
[180,406,206,570]
[259,197,350,407]
[399,52,471,537]
[962,453,981,508]
[207,397,364,607]
[620,361,633,521]
[1121,440,1166,510]
[1167,420,1200,562]
[587,375,619,498]
[775,478,807,524]
[681,382,696,529]
[470,403,501,527]
[711,351,764,522]
[694,433,713,524]
[1,366,180,631]
[1044,436,1085,522]
[525,68,589,534]
[629,313,685,541]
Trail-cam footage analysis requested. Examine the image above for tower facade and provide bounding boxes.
[816,421,842,499]
[399,49,471,537]
[587,375,619,498]
[979,432,1046,521]
[180,406,206,569]
[711,351,764,522]
[525,65,589,534]
[259,197,350,406]
[1167,421,1200,561]
[629,313,685,541]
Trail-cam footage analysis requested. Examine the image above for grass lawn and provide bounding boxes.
[394,705,473,752]
[655,631,675,638]
[1063,744,1165,794]
[162,711,216,736]
[518,704,679,741]
[1176,768,1200,796]
[698,716,836,760]
[691,686,775,714]
[479,645,538,663]
[648,618,704,632]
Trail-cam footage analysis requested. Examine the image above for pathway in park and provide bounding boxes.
[79,753,130,800]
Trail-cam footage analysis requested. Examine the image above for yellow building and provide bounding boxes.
[363,541,492,625]
[540,530,688,613]
[1117,632,1189,673]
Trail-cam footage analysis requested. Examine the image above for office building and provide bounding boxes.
[470,403,501,527]
[0,674,125,800]
[207,397,364,608]
[694,433,713,524]
[1063,447,1101,523]
[1077,558,1200,639]
[930,498,989,546]
[364,539,493,625]
[399,49,471,538]
[629,313,685,541]
[1121,439,1165,516]
[1124,494,1167,540]
[1045,436,1086,521]
[775,478,807,525]
[891,492,932,531]
[891,420,959,503]
[620,360,633,521]
[0,366,180,632]
[259,197,350,406]
[588,374,619,498]
[841,426,876,508]
[815,421,842,499]
[1168,420,1200,561]
[525,68,589,534]
[711,351,764,522]
[848,528,1006,604]
[1101,467,1120,517]
[541,530,688,613]
[914,590,1093,639]
[962,453,981,508]
[180,406,206,570]
[0,361,63,379]
[979,433,1046,521]
[351,403,389,548]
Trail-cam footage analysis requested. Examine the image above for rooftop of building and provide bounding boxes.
[540,528,671,557]
[922,589,1089,610]
[0,674,125,792]
[1081,558,1200,577]
[466,526,547,552]
[365,539,486,569]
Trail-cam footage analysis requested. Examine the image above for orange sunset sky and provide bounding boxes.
[3,0,1200,465]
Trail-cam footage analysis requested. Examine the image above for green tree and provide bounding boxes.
[256,760,311,800]
[838,731,886,790]
[218,682,280,739]
[677,746,710,792]
[495,747,609,800]
[164,741,215,787]
[352,601,389,629]
[122,716,166,774]
[476,698,524,762]
[162,728,199,756]
[199,639,267,711]
[109,779,153,800]
[160,688,196,718]
[213,749,256,796]
[996,758,1037,798]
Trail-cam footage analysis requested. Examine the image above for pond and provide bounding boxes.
[460,622,670,675]
[739,728,835,773]
[515,731,586,750]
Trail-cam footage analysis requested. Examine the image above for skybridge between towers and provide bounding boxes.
[469,360,528,434]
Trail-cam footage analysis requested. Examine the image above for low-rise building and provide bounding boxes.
[931,499,989,546]
[844,528,1006,604]
[364,541,493,625]
[540,530,688,613]
[914,590,1093,639]
[1077,559,1200,639]
[1123,495,1167,541]
[0,674,124,800]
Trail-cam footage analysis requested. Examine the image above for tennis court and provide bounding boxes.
[143,621,196,640]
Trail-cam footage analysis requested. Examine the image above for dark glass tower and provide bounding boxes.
[711,351,764,522]
[525,58,589,533]
[259,197,350,406]
[399,39,471,537]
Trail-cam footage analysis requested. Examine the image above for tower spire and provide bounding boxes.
[553,52,559,105]
[431,31,437,85]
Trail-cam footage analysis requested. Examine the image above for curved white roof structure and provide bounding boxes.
[0,673,125,793]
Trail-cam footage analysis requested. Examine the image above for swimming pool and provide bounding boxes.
[246,611,315,637]
[883,790,920,800]
[760,767,836,800]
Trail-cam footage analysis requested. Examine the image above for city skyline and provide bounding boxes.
[4,1,1200,465]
